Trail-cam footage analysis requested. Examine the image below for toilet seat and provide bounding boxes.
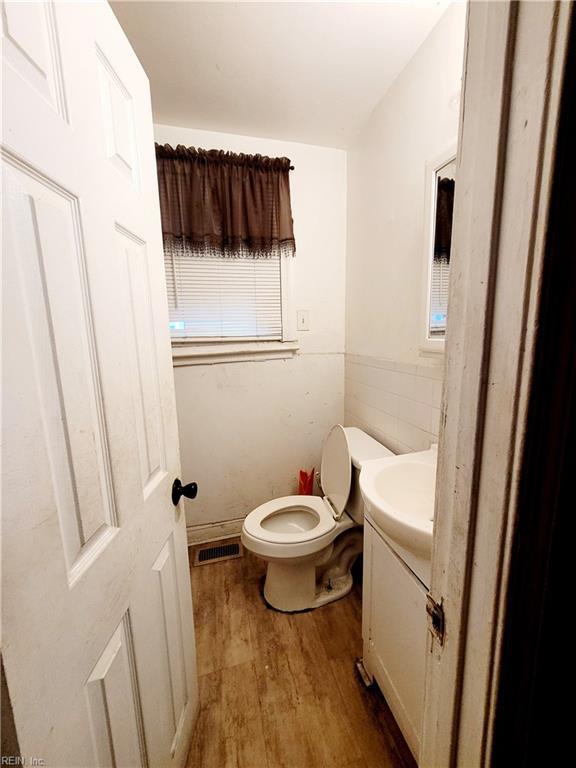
[243,495,336,545]
[242,425,357,561]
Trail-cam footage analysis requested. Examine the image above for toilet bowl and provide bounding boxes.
[241,425,393,612]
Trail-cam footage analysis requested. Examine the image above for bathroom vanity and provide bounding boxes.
[362,519,428,760]
[359,447,436,761]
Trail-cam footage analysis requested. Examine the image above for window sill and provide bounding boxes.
[171,340,300,367]
[419,340,445,357]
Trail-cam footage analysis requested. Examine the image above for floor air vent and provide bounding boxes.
[193,538,243,566]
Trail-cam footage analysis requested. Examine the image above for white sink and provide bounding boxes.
[360,447,437,557]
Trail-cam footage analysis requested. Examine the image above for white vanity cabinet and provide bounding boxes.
[362,518,428,761]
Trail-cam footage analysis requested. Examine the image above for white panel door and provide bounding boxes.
[1,2,198,766]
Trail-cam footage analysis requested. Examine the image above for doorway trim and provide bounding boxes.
[421,2,573,766]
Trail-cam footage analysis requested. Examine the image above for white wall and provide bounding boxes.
[154,124,346,528]
[346,355,442,454]
[346,3,465,365]
[345,4,465,451]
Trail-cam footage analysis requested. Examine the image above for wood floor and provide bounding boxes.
[186,549,416,768]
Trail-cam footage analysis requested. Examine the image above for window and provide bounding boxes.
[421,148,456,354]
[428,167,455,338]
[155,142,296,352]
[164,250,283,341]
[429,257,450,336]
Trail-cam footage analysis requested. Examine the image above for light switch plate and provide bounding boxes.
[297,310,310,331]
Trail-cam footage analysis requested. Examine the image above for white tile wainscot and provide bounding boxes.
[344,354,443,454]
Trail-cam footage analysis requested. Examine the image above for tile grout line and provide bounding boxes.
[345,396,437,443]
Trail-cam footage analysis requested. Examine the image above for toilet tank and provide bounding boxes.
[344,427,394,524]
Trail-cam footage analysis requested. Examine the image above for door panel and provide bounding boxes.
[86,614,147,768]
[96,45,140,186]
[117,225,167,499]
[153,535,189,753]
[1,1,68,120]
[2,2,198,766]
[4,167,119,575]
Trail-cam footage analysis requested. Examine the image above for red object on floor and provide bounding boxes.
[298,468,315,495]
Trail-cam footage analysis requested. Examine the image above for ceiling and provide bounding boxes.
[112,1,449,149]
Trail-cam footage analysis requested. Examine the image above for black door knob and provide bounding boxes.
[171,478,198,506]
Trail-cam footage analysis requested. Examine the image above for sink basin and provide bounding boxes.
[360,447,437,557]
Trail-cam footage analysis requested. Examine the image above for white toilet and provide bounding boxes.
[241,425,393,612]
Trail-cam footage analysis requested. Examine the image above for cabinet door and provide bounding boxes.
[366,523,427,759]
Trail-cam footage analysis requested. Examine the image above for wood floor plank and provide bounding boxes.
[258,697,316,768]
[296,691,362,767]
[221,661,269,768]
[187,661,268,768]
[330,656,417,768]
[241,549,265,583]
[191,558,253,675]
[242,559,301,709]
[246,581,363,765]
[187,550,415,768]
[311,586,363,662]
[187,669,225,768]
[343,762,371,768]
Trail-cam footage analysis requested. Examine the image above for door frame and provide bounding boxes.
[491,5,576,763]
[421,2,573,766]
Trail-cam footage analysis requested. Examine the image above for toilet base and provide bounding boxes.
[313,571,354,608]
[263,565,354,613]
[262,529,362,613]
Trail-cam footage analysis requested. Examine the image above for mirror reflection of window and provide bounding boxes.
[429,159,455,338]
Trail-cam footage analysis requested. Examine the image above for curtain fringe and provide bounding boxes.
[163,236,295,260]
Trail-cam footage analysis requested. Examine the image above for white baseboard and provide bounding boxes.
[186,517,244,547]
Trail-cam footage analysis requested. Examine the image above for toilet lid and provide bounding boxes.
[320,424,352,517]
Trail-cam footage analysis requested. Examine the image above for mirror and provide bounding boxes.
[421,148,456,354]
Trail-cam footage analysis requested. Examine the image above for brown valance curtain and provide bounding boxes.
[155,143,296,259]
[434,177,455,262]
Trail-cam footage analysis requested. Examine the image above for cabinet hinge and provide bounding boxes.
[426,594,445,645]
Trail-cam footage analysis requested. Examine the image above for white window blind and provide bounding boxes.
[429,258,450,336]
[164,248,283,340]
